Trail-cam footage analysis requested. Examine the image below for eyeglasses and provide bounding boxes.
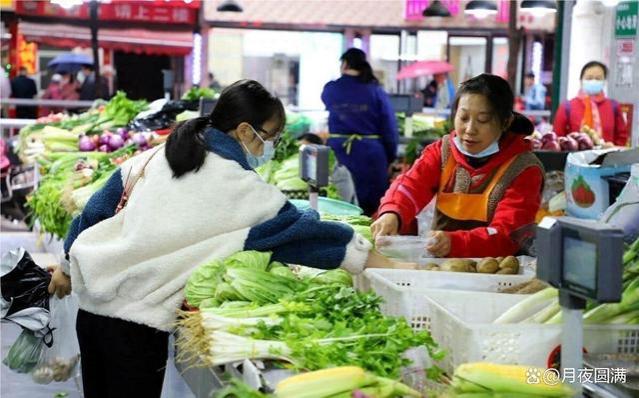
[255,126,282,146]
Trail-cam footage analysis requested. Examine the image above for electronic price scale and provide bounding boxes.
[299,144,330,211]
[537,217,625,396]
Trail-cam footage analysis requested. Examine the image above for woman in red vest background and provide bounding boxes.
[553,61,629,147]
[371,74,544,258]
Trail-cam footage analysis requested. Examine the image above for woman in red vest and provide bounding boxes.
[553,61,629,146]
[371,74,544,258]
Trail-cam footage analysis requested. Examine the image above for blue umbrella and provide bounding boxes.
[47,53,93,74]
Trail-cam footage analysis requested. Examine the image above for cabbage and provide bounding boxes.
[224,251,271,271]
[184,259,224,307]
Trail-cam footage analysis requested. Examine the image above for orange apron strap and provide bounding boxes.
[436,153,520,223]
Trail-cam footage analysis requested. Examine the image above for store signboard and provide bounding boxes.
[15,1,197,25]
[615,1,638,38]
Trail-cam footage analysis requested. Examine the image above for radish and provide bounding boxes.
[78,135,96,152]
[559,136,579,151]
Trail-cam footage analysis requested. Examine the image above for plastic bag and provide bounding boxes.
[2,329,43,374]
[376,236,435,262]
[31,295,80,384]
[1,248,52,331]
[600,163,639,243]
[416,199,436,238]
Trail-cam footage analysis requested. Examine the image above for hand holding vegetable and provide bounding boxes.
[426,231,451,257]
[371,213,399,240]
[47,266,71,299]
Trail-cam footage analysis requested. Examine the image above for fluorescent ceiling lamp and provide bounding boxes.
[217,0,243,12]
[423,0,452,17]
[465,0,498,20]
[520,0,557,18]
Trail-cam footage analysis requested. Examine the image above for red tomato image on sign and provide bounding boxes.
[571,175,596,208]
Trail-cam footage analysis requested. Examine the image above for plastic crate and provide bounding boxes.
[354,257,536,332]
[355,256,536,296]
[423,290,639,373]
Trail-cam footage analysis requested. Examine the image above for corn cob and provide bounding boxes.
[275,366,376,398]
[454,363,574,397]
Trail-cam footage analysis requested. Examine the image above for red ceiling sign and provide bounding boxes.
[15,1,198,25]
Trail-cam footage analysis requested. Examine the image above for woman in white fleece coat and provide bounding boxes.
[47,80,400,398]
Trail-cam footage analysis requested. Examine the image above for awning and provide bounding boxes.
[20,22,193,56]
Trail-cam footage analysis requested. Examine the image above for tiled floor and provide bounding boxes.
[1,229,195,398]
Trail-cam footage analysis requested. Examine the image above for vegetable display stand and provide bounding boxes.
[175,354,294,397]
[423,290,639,373]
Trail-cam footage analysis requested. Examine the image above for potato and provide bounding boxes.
[496,257,505,263]
[477,258,499,274]
[499,256,520,274]
[440,259,475,273]
[420,263,440,271]
[497,268,517,275]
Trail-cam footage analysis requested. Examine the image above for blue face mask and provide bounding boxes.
[582,79,605,95]
[242,126,275,168]
[453,135,500,158]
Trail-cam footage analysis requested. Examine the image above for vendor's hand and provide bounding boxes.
[371,213,400,240]
[426,231,451,257]
[47,266,71,298]
[364,250,416,270]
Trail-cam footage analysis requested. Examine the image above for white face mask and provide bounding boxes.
[241,125,275,168]
[453,135,500,158]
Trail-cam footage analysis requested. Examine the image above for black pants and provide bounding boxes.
[76,309,169,398]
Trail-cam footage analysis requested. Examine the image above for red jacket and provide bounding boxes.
[553,97,629,146]
[378,132,543,258]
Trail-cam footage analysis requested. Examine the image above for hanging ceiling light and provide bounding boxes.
[217,0,243,12]
[423,0,452,17]
[600,0,620,7]
[520,0,557,18]
[465,0,498,20]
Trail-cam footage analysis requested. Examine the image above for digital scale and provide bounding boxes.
[537,217,625,396]
[299,144,330,211]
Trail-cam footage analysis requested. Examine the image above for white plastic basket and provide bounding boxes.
[423,290,639,373]
[354,256,537,331]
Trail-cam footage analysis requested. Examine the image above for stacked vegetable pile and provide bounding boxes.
[527,125,614,153]
[396,113,450,165]
[19,92,148,162]
[257,152,340,200]
[494,237,639,325]
[27,147,137,238]
[178,251,443,381]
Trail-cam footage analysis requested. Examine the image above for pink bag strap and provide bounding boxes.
[115,145,163,214]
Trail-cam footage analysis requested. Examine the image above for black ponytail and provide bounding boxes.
[165,117,209,178]
[165,80,285,178]
[340,48,378,85]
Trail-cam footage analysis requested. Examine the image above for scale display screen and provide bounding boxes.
[562,235,598,294]
[304,151,317,181]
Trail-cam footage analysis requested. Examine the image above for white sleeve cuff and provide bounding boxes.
[339,233,373,275]
[60,256,71,276]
